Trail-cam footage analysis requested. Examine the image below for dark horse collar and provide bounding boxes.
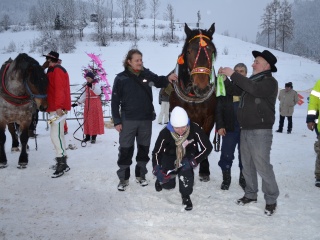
[1,63,47,106]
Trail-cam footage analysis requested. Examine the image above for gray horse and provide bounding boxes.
[0,53,48,168]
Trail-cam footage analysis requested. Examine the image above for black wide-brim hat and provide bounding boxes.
[252,50,277,72]
[43,51,61,61]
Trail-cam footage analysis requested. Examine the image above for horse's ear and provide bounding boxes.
[207,23,215,37]
[184,23,192,37]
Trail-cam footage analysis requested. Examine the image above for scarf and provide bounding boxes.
[170,126,190,168]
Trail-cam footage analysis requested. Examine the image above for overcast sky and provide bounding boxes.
[161,0,294,42]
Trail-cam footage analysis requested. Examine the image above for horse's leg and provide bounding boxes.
[8,123,20,152]
[17,127,29,169]
[0,126,8,168]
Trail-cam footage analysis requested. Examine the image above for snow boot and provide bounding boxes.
[182,195,193,211]
[199,174,210,182]
[155,179,162,192]
[221,169,231,190]
[51,156,69,178]
[239,171,246,191]
[117,179,129,191]
[315,179,320,188]
[82,135,91,143]
[91,135,97,144]
[136,177,148,187]
[236,196,257,206]
[264,202,277,216]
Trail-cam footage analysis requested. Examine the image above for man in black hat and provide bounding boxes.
[276,82,298,133]
[218,50,279,216]
[43,51,71,178]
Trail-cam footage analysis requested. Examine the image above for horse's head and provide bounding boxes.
[179,23,216,98]
[13,53,48,111]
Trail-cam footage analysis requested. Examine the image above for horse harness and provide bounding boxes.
[188,32,212,76]
[0,62,47,106]
[173,31,216,103]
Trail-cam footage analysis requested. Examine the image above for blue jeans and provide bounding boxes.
[218,130,242,171]
[240,129,279,204]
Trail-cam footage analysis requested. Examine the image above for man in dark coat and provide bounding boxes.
[111,49,177,191]
[216,63,248,191]
[219,50,280,216]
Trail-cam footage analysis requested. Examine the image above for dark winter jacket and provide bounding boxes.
[152,122,213,171]
[111,68,169,125]
[215,93,240,132]
[224,70,278,130]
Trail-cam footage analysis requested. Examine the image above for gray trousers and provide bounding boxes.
[240,129,279,204]
[117,120,152,180]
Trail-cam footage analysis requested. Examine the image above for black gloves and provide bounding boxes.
[71,103,78,108]
[87,82,92,88]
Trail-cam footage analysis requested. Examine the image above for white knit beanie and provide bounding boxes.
[170,106,188,127]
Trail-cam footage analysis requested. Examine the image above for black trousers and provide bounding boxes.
[278,115,292,131]
[162,168,194,197]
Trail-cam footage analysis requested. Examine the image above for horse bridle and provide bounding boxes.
[188,31,213,76]
[1,63,47,106]
[173,31,216,103]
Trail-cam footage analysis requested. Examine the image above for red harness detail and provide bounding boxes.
[1,63,30,106]
[188,33,212,76]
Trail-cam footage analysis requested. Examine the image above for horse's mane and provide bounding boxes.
[12,53,48,93]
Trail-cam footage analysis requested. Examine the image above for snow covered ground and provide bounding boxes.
[0,19,320,240]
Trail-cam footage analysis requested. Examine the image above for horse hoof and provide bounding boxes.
[0,163,8,169]
[199,175,210,182]
[17,164,27,169]
[11,147,20,152]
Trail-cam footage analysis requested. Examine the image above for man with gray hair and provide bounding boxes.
[219,50,280,216]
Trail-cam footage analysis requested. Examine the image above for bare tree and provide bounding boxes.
[132,0,146,39]
[260,4,273,48]
[75,0,87,41]
[1,14,11,31]
[164,3,175,40]
[270,0,281,49]
[150,0,160,41]
[28,6,38,26]
[278,0,294,52]
[117,0,130,38]
[92,0,108,46]
[109,0,114,38]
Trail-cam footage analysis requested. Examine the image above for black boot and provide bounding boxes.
[155,179,162,192]
[52,156,70,178]
[82,135,90,142]
[239,171,246,191]
[221,169,231,190]
[91,135,97,143]
[182,195,193,211]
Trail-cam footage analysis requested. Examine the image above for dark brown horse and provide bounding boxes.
[0,53,48,168]
[170,23,217,181]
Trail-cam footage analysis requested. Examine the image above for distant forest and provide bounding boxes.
[256,0,319,62]
[0,0,319,62]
